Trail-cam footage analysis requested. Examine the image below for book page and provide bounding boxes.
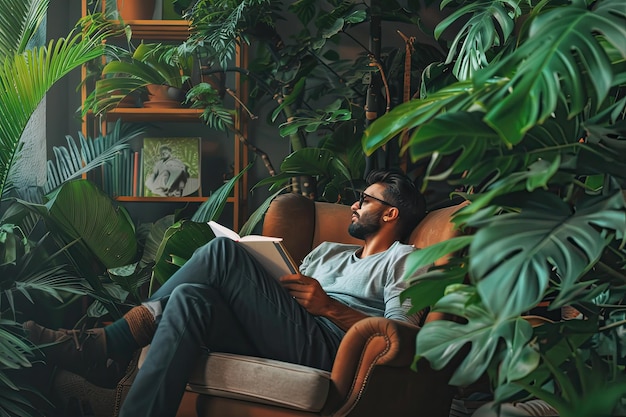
[208,220,241,240]
[208,221,297,278]
[208,220,281,242]
[239,235,282,242]
[240,241,298,278]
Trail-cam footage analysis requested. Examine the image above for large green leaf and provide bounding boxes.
[437,0,520,80]
[150,220,215,287]
[475,0,626,144]
[496,318,597,402]
[414,284,539,386]
[27,180,137,270]
[468,189,626,318]
[362,80,478,155]
[254,148,354,194]
[406,111,502,178]
[401,261,468,315]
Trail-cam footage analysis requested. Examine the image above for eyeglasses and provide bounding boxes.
[359,192,394,208]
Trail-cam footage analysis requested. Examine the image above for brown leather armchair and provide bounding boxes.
[183,193,466,417]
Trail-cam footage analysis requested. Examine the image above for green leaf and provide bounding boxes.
[150,220,215,286]
[344,10,366,24]
[468,189,626,318]
[40,180,137,268]
[0,10,112,200]
[401,263,467,314]
[279,148,347,178]
[362,80,478,156]
[191,162,252,223]
[436,0,520,80]
[404,235,473,275]
[45,121,144,193]
[321,18,345,39]
[239,188,287,237]
[415,284,539,386]
[475,1,626,144]
[497,318,597,402]
[271,78,305,123]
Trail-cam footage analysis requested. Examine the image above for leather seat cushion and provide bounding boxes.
[186,352,331,412]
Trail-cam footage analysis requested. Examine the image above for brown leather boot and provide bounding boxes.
[23,321,127,388]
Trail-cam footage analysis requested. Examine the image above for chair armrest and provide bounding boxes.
[323,317,456,417]
[323,317,418,415]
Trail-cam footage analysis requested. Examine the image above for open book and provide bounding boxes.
[208,221,299,279]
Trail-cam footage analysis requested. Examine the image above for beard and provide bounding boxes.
[348,210,382,240]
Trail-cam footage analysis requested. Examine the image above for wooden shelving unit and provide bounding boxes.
[80,2,248,229]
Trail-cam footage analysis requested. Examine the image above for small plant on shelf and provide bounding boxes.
[84,42,194,115]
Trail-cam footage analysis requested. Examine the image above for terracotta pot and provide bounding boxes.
[144,84,184,108]
[117,0,156,20]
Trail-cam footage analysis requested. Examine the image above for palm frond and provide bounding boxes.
[0,0,48,55]
[0,12,113,203]
[44,121,144,194]
[0,321,48,417]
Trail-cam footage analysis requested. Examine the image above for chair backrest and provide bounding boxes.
[262,193,466,266]
[409,201,468,265]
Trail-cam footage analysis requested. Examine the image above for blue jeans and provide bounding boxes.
[119,237,344,417]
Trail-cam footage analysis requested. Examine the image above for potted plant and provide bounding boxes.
[85,42,194,115]
[361,1,626,416]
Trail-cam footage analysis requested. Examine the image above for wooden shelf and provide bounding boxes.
[82,0,248,229]
[114,20,190,41]
[116,196,235,203]
[106,107,204,123]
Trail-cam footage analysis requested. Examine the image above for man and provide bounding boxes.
[145,145,189,197]
[24,169,427,417]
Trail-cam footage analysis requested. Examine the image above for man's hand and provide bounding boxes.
[279,273,369,331]
[279,273,332,316]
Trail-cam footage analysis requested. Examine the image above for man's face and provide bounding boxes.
[348,184,389,240]
[160,148,171,159]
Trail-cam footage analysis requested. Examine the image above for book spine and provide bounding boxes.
[274,242,298,274]
[139,148,145,196]
[112,152,119,198]
[133,151,139,197]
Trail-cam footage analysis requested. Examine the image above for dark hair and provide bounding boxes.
[365,169,426,239]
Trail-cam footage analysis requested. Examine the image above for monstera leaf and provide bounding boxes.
[415,284,539,386]
[468,189,626,318]
[475,1,626,144]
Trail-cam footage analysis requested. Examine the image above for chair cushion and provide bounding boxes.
[186,352,331,412]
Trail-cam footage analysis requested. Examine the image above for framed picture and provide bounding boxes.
[142,137,201,197]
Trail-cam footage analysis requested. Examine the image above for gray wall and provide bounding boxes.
[47,0,83,155]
